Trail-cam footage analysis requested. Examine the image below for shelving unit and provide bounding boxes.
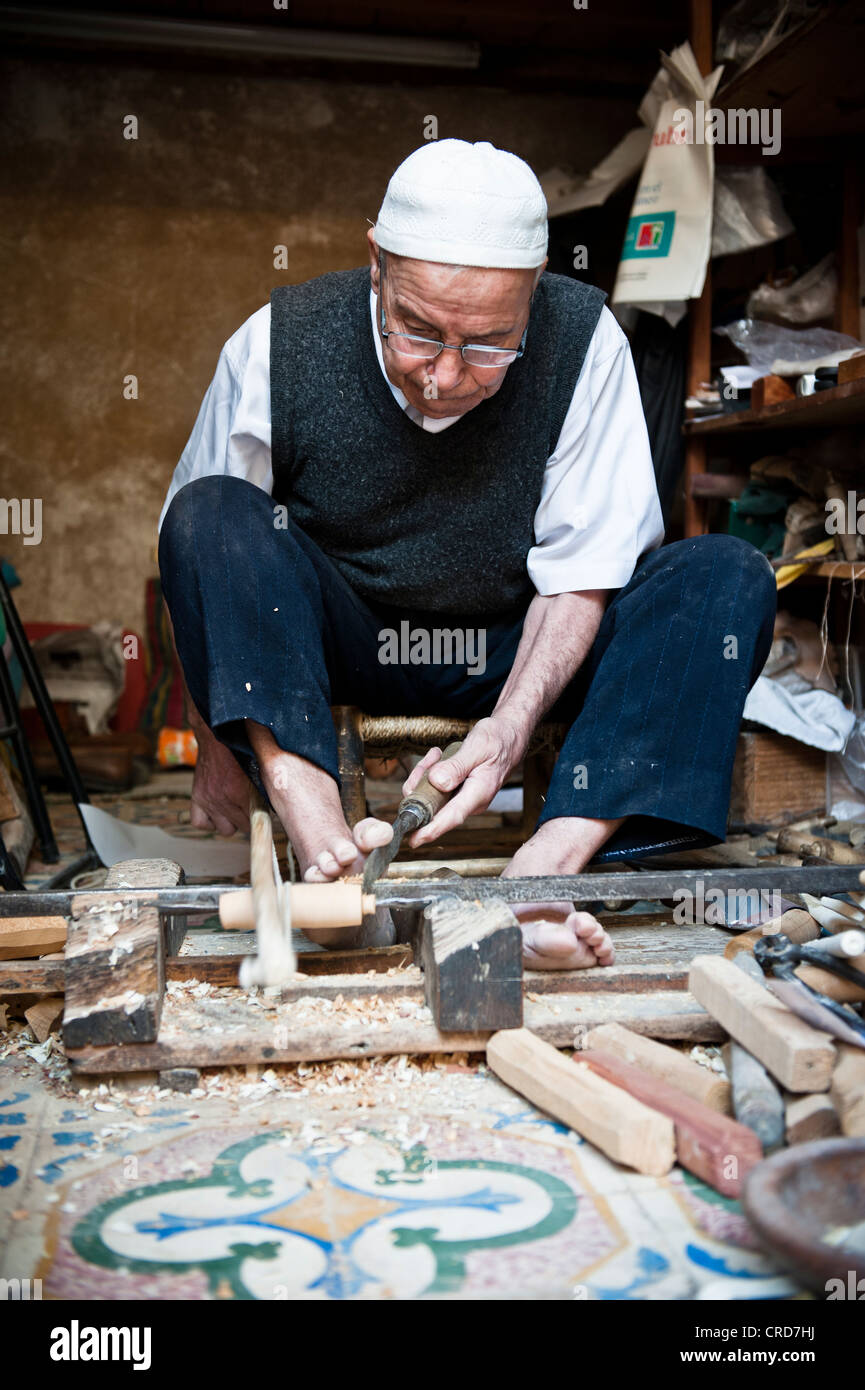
[683,0,865,540]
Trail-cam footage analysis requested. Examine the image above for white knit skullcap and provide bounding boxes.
[374,139,548,270]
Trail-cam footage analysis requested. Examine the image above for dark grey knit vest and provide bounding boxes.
[270,267,605,615]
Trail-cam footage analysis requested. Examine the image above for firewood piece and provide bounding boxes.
[0,917,67,960]
[422,895,522,1031]
[724,1041,785,1151]
[785,1092,840,1145]
[578,1048,761,1196]
[23,995,64,1042]
[63,893,164,1049]
[487,1028,675,1176]
[688,955,836,1093]
[581,1021,731,1113]
[830,1044,865,1136]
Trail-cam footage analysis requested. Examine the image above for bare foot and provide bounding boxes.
[513,902,615,971]
[246,722,393,882]
[503,815,624,971]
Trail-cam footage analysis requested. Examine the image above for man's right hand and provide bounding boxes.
[189,724,251,835]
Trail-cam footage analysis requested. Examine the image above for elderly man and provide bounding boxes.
[159,139,776,971]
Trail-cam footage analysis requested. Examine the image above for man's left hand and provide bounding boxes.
[402,714,526,847]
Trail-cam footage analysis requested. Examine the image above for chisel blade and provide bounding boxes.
[362,807,422,893]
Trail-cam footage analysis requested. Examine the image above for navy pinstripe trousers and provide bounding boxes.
[159,476,776,861]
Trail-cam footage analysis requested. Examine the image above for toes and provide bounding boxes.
[303,864,329,883]
[353,817,394,851]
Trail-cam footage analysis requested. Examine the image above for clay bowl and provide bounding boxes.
[742,1137,865,1296]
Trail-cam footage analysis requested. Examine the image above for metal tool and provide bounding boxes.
[755,933,865,1047]
[362,741,463,893]
[4,864,865,918]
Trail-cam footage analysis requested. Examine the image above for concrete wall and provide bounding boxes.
[1,55,633,635]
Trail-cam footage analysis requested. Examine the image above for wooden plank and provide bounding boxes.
[487,1028,675,1175]
[785,1092,840,1145]
[0,916,66,960]
[581,1021,731,1113]
[577,1049,761,1197]
[63,893,164,1049]
[0,958,65,994]
[830,1044,865,1136]
[689,955,836,1093]
[421,895,522,1031]
[65,989,723,1073]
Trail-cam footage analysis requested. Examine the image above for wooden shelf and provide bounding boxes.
[684,378,865,435]
[716,1,865,140]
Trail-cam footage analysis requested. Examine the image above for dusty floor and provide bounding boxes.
[1,780,804,1301]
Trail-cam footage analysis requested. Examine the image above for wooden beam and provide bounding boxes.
[65,989,723,1074]
[688,955,836,1092]
[578,1048,761,1196]
[581,1021,730,1112]
[421,894,522,1031]
[487,1028,676,1176]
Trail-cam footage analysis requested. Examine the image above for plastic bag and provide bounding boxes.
[746,253,837,324]
[612,42,722,314]
[711,166,793,258]
[716,0,819,70]
[714,319,864,375]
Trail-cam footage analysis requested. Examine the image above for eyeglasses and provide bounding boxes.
[378,250,530,369]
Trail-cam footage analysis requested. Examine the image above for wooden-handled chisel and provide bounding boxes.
[362,742,463,892]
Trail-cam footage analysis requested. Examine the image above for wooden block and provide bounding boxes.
[581,1021,731,1114]
[751,373,796,409]
[724,1041,785,1151]
[421,895,522,1031]
[0,917,67,960]
[105,857,186,954]
[487,1028,675,1176]
[688,955,836,1093]
[23,995,64,1042]
[785,1092,839,1145]
[63,893,164,1049]
[830,1044,865,1136]
[729,732,826,825]
[578,1048,761,1196]
[159,1067,200,1093]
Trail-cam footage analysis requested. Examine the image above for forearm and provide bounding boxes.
[493,589,607,755]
